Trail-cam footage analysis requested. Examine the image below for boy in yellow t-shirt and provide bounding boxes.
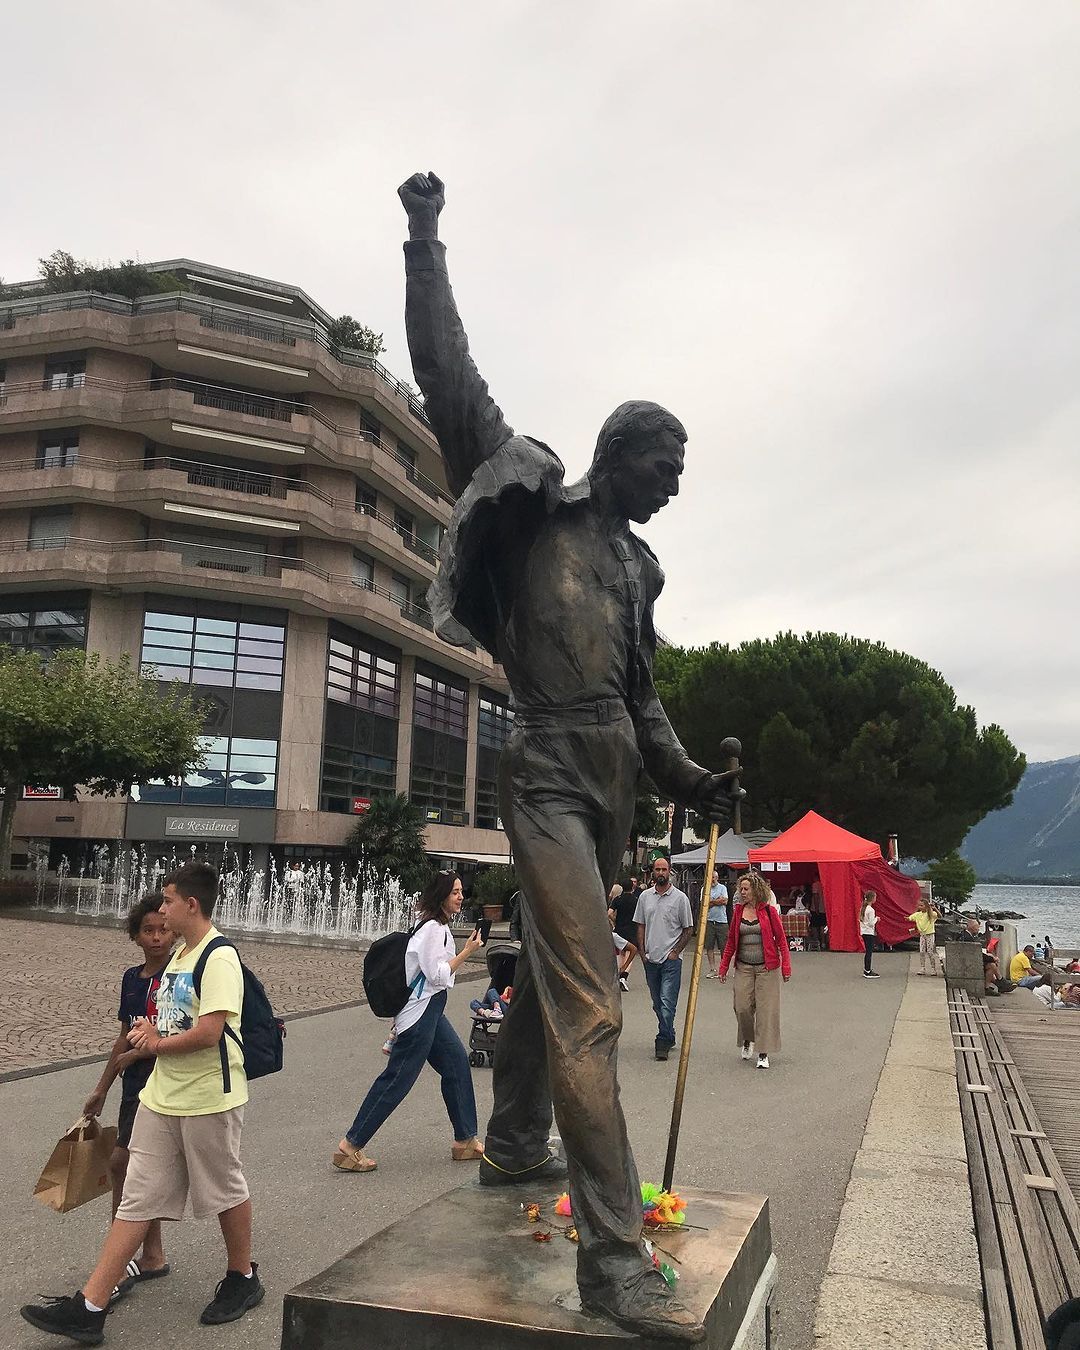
[21,862,263,1345]
[908,898,942,977]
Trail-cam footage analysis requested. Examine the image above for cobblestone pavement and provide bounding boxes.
[0,914,389,1075]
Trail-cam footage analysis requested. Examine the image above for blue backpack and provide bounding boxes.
[192,937,285,1092]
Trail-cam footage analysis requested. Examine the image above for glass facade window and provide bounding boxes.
[411,665,468,818]
[476,691,512,829]
[355,483,377,516]
[133,736,277,808]
[0,597,87,655]
[140,608,286,690]
[320,629,400,814]
[360,411,382,444]
[389,573,411,608]
[37,433,80,468]
[326,634,399,716]
[319,703,398,813]
[414,669,468,735]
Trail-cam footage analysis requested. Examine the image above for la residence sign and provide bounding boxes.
[165,817,240,838]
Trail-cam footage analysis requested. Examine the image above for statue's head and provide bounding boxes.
[588,400,686,523]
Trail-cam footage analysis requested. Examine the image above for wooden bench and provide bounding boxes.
[949,988,1080,1347]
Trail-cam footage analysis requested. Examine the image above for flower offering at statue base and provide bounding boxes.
[640,1182,687,1229]
[553,1183,687,1229]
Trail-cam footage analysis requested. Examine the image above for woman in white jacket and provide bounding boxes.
[333,872,484,1173]
[860,890,880,980]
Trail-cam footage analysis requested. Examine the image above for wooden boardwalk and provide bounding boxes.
[949,989,1080,1347]
[992,1002,1080,1206]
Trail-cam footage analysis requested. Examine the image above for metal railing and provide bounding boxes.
[0,289,429,424]
[0,450,441,565]
[0,535,466,644]
[0,372,452,505]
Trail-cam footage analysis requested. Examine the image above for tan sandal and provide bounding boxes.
[332,1147,377,1173]
[451,1139,485,1161]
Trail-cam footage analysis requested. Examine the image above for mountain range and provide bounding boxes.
[962,755,1080,880]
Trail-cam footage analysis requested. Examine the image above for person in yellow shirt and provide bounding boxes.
[1009,945,1044,988]
[908,897,942,976]
[21,862,263,1345]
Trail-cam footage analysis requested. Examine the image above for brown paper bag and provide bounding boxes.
[33,1116,117,1214]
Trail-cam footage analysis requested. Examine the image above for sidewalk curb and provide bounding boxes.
[812,955,987,1348]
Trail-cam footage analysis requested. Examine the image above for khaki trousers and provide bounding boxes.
[733,963,782,1055]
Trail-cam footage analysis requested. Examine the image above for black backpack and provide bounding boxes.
[363,919,432,1018]
[192,937,285,1092]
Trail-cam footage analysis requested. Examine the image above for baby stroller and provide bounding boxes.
[467,940,519,1068]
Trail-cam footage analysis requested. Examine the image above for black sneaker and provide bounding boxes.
[199,1265,265,1325]
[20,1293,107,1345]
[618,974,629,992]
[863,970,880,979]
[655,1044,670,1061]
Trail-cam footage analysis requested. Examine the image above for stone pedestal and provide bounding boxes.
[944,941,986,997]
[282,1184,775,1350]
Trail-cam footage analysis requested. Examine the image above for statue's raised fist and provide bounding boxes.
[398,171,445,222]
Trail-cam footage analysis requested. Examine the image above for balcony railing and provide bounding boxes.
[0,451,441,565]
[0,288,429,424]
[0,372,453,504]
[0,535,470,647]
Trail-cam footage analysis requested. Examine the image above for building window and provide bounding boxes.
[0,364,6,404]
[351,552,375,591]
[140,606,286,690]
[326,633,399,716]
[132,735,277,808]
[389,572,411,608]
[355,482,377,516]
[37,432,80,469]
[360,411,382,444]
[411,665,468,819]
[0,596,87,655]
[319,701,398,813]
[29,508,72,550]
[43,356,86,390]
[475,690,512,829]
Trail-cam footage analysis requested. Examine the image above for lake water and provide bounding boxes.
[972,883,1080,951]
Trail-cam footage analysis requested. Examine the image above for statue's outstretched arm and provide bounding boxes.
[399,172,514,498]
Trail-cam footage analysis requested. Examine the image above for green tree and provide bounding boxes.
[326,314,385,356]
[655,632,1025,859]
[345,793,433,894]
[631,778,667,854]
[472,863,519,914]
[37,250,186,300]
[0,650,206,874]
[926,852,977,909]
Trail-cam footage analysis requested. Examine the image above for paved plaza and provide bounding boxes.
[1,915,914,1349]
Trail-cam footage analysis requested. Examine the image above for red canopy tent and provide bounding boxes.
[747,811,918,952]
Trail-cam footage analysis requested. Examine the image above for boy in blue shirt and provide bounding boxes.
[82,892,173,1296]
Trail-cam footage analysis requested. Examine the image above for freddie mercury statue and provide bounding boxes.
[398,171,738,1343]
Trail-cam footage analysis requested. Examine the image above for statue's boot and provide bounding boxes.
[477,1152,569,1187]
[580,1266,706,1343]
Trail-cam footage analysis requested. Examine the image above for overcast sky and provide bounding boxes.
[3,2,1078,762]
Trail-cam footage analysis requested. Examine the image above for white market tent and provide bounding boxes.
[670,828,778,866]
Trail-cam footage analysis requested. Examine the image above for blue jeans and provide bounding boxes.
[345,991,478,1148]
[644,957,683,1048]
[1017,975,1043,989]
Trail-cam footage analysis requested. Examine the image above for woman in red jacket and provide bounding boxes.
[718,871,791,1069]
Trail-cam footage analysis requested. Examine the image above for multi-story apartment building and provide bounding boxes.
[0,260,512,874]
